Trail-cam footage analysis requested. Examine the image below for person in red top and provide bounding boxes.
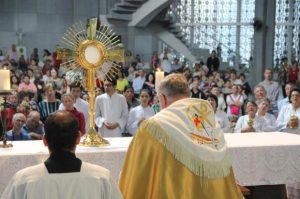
[0,91,18,132]
[61,94,86,136]
[288,60,299,83]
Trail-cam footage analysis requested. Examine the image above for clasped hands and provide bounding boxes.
[104,121,119,129]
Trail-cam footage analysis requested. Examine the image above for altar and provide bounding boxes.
[1,132,300,194]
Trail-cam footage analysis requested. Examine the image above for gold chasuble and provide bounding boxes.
[119,98,243,199]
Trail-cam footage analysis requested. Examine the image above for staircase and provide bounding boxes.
[107,0,147,21]
[106,0,211,63]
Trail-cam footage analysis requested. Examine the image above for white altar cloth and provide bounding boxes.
[226,132,300,186]
[0,137,132,194]
[1,133,300,193]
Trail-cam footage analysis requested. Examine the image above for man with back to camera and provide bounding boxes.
[1,111,122,199]
[119,74,242,199]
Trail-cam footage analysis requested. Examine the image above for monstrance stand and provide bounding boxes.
[58,17,124,146]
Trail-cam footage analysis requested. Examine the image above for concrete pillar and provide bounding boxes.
[252,0,276,85]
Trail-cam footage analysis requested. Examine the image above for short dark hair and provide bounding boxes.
[124,85,134,93]
[281,57,287,63]
[289,88,300,103]
[244,100,257,111]
[206,94,219,107]
[44,111,79,152]
[70,81,82,91]
[105,78,117,87]
[23,74,30,79]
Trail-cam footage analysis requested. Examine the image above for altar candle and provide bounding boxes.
[0,68,11,91]
[155,70,164,91]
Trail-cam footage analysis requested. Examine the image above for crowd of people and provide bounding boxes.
[0,44,300,142]
[1,43,300,199]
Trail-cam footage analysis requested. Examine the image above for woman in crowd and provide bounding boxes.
[123,85,140,111]
[143,72,155,97]
[206,94,231,133]
[47,67,64,99]
[37,83,61,122]
[11,75,20,90]
[126,89,155,135]
[116,70,129,93]
[257,98,277,132]
[28,59,40,75]
[226,84,244,118]
[234,101,266,133]
[27,68,35,84]
[42,49,52,62]
[18,74,37,94]
[277,88,300,132]
[150,51,160,71]
[61,94,85,136]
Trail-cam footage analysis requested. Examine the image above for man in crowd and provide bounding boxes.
[22,111,44,140]
[132,69,146,98]
[258,68,280,114]
[206,50,220,73]
[95,79,128,137]
[254,85,267,104]
[1,111,122,199]
[119,74,242,199]
[6,113,31,141]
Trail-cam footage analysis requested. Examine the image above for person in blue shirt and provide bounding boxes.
[22,111,44,140]
[6,113,31,141]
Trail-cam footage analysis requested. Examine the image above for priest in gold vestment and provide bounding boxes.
[119,74,242,199]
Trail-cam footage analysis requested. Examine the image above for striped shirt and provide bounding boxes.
[37,100,61,122]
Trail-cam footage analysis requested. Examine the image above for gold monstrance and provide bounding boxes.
[57,18,124,146]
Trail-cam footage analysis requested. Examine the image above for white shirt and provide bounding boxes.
[126,105,155,135]
[277,103,300,132]
[95,93,128,137]
[159,53,173,73]
[256,112,278,132]
[217,95,226,111]
[277,97,289,112]
[234,115,266,133]
[1,162,122,199]
[215,110,231,133]
[59,98,89,132]
[132,76,146,94]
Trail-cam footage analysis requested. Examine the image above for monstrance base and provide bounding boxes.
[80,128,109,147]
[0,143,13,148]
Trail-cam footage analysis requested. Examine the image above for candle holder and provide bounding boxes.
[0,90,13,148]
